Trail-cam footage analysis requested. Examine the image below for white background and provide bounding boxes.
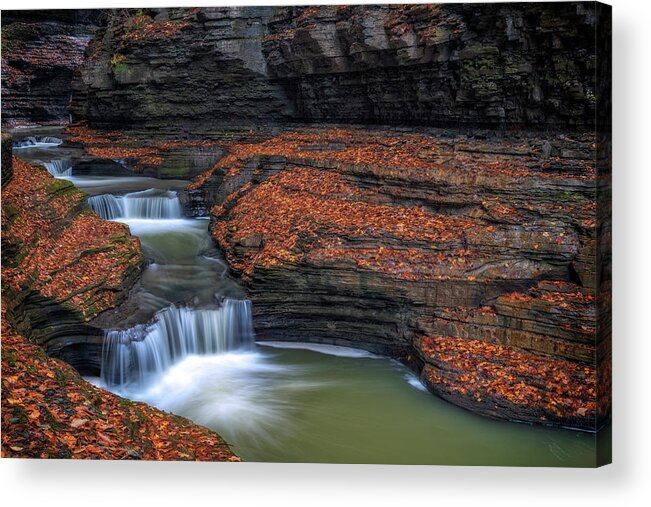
[1,0,649,505]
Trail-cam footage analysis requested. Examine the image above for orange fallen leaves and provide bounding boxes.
[212,166,476,277]
[2,158,143,319]
[118,14,191,42]
[64,123,223,170]
[1,23,90,89]
[417,335,597,422]
[87,146,164,166]
[1,306,239,461]
[1,158,239,461]
[189,128,595,192]
[500,281,596,333]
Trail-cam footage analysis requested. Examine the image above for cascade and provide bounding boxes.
[42,159,72,177]
[87,194,122,219]
[14,136,63,149]
[88,189,183,219]
[101,299,255,389]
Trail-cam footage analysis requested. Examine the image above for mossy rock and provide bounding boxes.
[44,179,75,195]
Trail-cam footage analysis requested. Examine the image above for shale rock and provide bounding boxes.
[1,12,97,124]
[63,4,602,129]
[193,127,609,430]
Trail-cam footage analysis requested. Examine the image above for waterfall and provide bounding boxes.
[122,189,183,219]
[88,189,183,220]
[42,160,72,177]
[87,194,123,220]
[101,299,255,389]
[14,136,63,149]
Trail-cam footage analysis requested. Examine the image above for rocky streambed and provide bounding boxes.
[2,127,609,465]
[184,126,609,432]
[1,136,239,460]
[47,123,611,431]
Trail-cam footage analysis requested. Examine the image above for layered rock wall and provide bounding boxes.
[1,10,98,124]
[70,8,294,130]
[1,155,240,460]
[1,134,12,186]
[62,3,600,129]
[1,4,611,433]
[184,127,608,430]
[1,157,144,371]
[263,3,599,127]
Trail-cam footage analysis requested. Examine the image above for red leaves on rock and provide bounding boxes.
[64,123,127,145]
[189,128,596,192]
[416,335,597,422]
[86,147,164,166]
[65,124,165,169]
[2,158,143,319]
[2,158,239,461]
[118,14,191,42]
[499,281,596,336]
[64,124,223,170]
[199,128,596,282]
[1,307,239,461]
[1,22,90,91]
[212,166,475,277]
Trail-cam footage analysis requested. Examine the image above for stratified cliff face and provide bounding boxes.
[1,4,610,433]
[66,3,599,129]
[70,8,294,129]
[1,11,98,124]
[184,127,608,430]
[263,3,599,127]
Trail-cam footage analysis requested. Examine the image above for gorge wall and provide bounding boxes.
[262,3,600,127]
[181,126,610,431]
[1,156,144,372]
[54,3,603,130]
[1,10,99,124]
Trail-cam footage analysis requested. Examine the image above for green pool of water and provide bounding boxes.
[120,342,603,466]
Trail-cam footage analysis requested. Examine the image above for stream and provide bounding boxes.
[12,132,603,466]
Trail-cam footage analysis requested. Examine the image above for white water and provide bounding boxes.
[259,341,380,359]
[101,299,255,391]
[124,352,316,444]
[14,136,63,149]
[88,188,183,220]
[42,159,72,177]
[404,373,428,392]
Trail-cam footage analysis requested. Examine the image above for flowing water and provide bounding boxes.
[13,136,63,149]
[88,189,184,220]
[43,159,72,177]
[13,131,605,466]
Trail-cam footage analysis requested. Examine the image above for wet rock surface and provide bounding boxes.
[70,8,294,130]
[263,4,599,127]
[1,308,240,461]
[187,127,610,430]
[1,156,240,461]
[0,5,611,435]
[1,158,144,371]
